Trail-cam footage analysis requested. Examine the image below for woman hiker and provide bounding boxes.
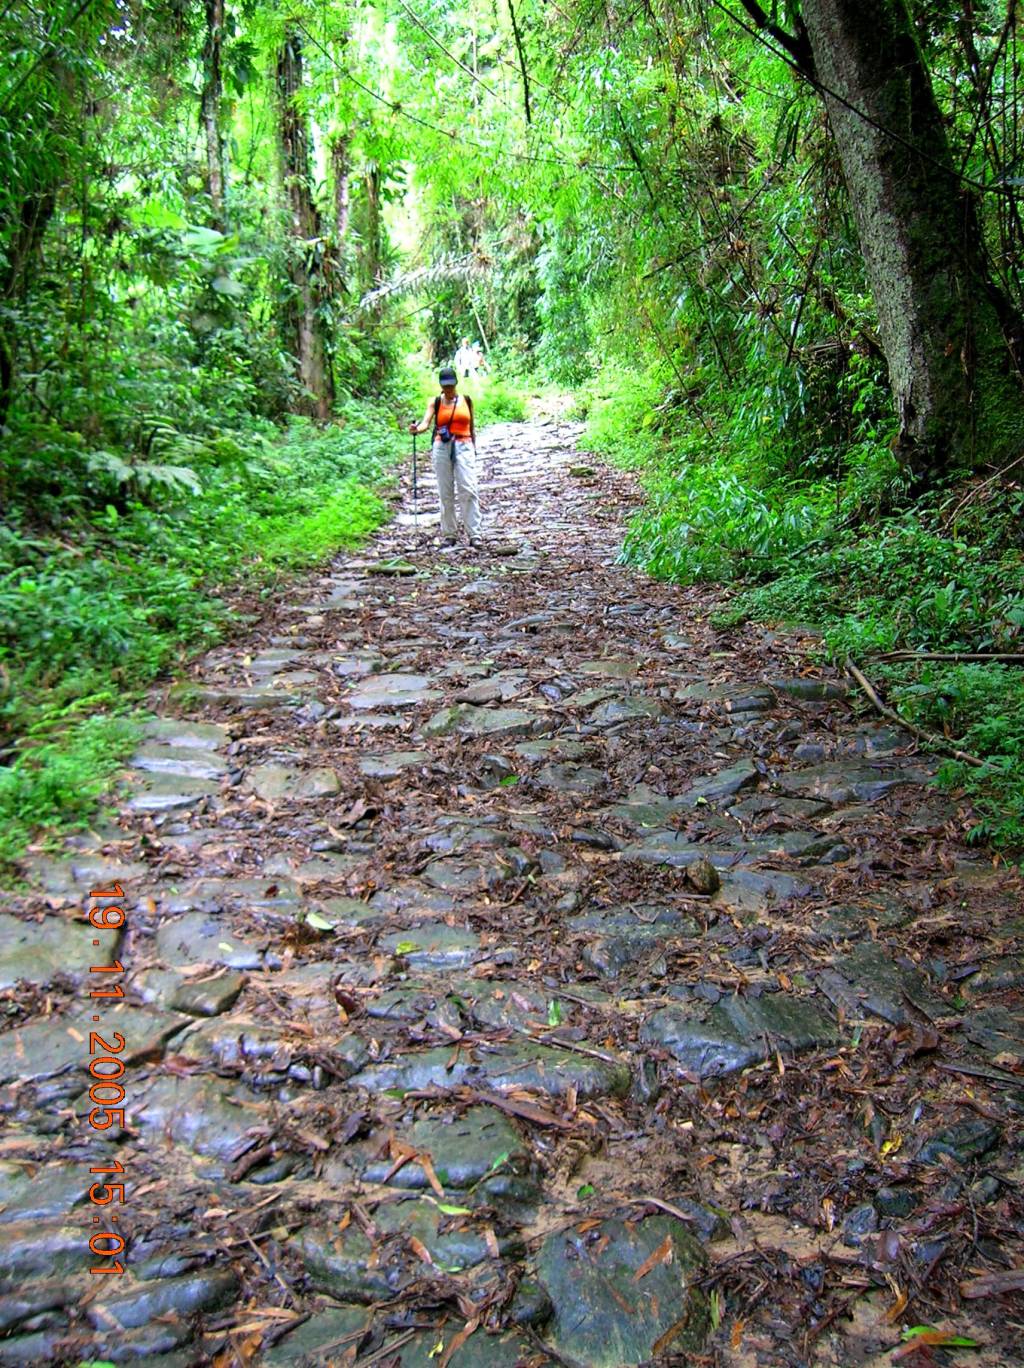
[409,366,482,548]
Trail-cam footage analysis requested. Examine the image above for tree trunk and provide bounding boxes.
[201,0,226,229]
[332,133,351,244]
[360,161,383,297]
[796,0,1021,477]
[276,26,334,420]
[0,186,57,427]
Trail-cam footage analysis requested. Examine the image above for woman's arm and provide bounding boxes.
[410,399,436,434]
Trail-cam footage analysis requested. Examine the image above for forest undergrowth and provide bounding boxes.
[582,365,1024,854]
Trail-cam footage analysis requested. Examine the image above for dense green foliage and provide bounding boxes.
[3,0,1024,854]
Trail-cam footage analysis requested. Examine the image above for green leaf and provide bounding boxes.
[900,1327,980,1347]
[547,999,564,1026]
[211,274,245,298]
[394,940,417,954]
[304,911,336,932]
[576,1182,595,1199]
[498,774,519,786]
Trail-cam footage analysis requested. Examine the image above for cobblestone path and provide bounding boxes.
[2,418,1023,1366]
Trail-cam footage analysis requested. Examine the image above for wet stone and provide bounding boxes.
[767,677,848,701]
[357,749,431,777]
[263,1307,372,1365]
[345,673,440,709]
[155,912,265,969]
[578,658,639,679]
[397,1331,543,1367]
[812,898,915,943]
[423,704,540,739]
[0,1220,93,1288]
[776,761,931,804]
[129,744,229,780]
[132,1074,267,1161]
[842,1203,879,1247]
[537,1214,709,1365]
[569,906,700,978]
[86,1269,239,1331]
[366,987,465,1033]
[243,764,340,801]
[0,1007,186,1085]
[641,991,839,1079]
[194,683,305,709]
[350,1040,630,1100]
[460,981,565,1033]
[19,854,148,898]
[361,1106,528,1189]
[142,719,230,750]
[536,762,606,794]
[816,942,946,1025]
[683,758,760,805]
[122,770,219,812]
[600,784,691,829]
[961,1005,1024,1058]
[380,923,482,970]
[590,695,663,727]
[514,737,590,761]
[0,1164,90,1225]
[0,914,120,990]
[161,875,302,915]
[713,867,813,912]
[620,832,741,870]
[917,1119,1002,1166]
[874,1185,920,1218]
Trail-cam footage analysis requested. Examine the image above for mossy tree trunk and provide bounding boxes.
[201,0,227,230]
[795,0,1022,478]
[276,26,334,420]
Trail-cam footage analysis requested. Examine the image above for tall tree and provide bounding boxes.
[275,24,334,418]
[201,0,227,229]
[739,0,1022,479]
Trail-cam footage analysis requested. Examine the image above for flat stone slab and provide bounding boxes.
[459,981,569,1033]
[816,942,947,1024]
[131,1074,268,1161]
[536,762,606,794]
[0,1163,92,1226]
[423,704,541,739]
[569,906,700,977]
[713,867,813,911]
[361,1106,528,1189]
[160,875,302,914]
[0,1007,187,1084]
[537,1214,709,1365]
[775,762,932,803]
[264,1307,372,1365]
[599,784,691,829]
[514,737,590,761]
[620,833,742,870]
[379,923,482,970]
[767,677,848,701]
[590,696,663,727]
[194,684,306,709]
[346,673,440,709]
[243,765,340,801]
[357,750,431,778]
[577,658,639,679]
[682,758,760,804]
[729,794,833,821]
[0,915,120,989]
[128,745,229,780]
[141,719,230,749]
[121,771,218,812]
[17,854,149,899]
[292,1201,519,1302]
[155,911,265,969]
[350,1041,630,1100]
[641,991,839,1078]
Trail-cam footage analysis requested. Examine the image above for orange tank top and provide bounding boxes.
[435,394,472,439]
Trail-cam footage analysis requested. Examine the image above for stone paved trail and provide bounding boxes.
[3,416,1024,1367]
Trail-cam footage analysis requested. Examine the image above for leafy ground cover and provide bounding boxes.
[0,394,412,866]
[583,367,1024,853]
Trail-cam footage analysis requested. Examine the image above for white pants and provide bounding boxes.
[432,438,481,539]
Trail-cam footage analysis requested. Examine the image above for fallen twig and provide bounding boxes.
[844,657,985,767]
[869,651,1024,664]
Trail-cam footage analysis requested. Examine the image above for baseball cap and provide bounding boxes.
[438,367,457,385]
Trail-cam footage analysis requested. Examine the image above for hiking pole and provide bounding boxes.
[411,429,419,529]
